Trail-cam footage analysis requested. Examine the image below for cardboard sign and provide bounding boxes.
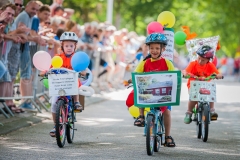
[132,70,182,108]
[162,28,174,61]
[189,81,216,102]
[48,72,78,96]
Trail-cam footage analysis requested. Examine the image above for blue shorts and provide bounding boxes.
[20,43,32,79]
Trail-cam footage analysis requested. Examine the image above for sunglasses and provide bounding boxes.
[15,3,23,7]
[45,22,51,25]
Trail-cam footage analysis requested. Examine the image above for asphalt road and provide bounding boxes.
[0,80,240,160]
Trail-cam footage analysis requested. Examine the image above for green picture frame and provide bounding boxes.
[132,70,182,108]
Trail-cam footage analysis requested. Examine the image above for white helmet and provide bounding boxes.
[60,32,78,42]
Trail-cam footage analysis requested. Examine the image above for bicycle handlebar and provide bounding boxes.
[183,73,224,81]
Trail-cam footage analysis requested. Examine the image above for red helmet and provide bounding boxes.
[196,45,214,59]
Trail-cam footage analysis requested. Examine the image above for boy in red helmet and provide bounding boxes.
[182,45,223,124]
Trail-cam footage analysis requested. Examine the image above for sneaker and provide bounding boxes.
[184,112,192,124]
[210,109,218,121]
[20,103,37,112]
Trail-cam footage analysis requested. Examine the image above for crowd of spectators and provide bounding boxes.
[0,0,147,113]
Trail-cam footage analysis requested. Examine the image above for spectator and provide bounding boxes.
[53,6,64,17]
[14,0,45,111]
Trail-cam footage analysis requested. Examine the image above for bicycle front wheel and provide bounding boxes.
[196,112,201,139]
[55,100,67,148]
[146,115,155,156]
[67,104,75,144]
[154,116,162,152]
[201,104,209,142]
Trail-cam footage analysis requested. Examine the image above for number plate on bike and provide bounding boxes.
[189,81,216,102]
[48,72,78,96]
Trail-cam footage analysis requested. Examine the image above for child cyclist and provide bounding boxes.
[182,45,223,124]
[41,32,84,137]
[125,33,176,147]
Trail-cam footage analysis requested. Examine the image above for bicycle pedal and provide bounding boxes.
[73,128,77,131]
[211,117,217,121]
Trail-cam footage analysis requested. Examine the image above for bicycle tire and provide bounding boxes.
[146,115,155,156]
[196,109,201,139]
[55,99,67,148]
[154,116,161,152]
[67,104,75,143]
[201,104,209,142]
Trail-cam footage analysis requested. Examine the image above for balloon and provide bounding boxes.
[81,68,93,86]
[42,79,49,89]
[51,56,63,68]
[129,106,150,118]
[33,51,51,71]
[174,31,187,45]
[157,11,175,28]
[71,51,90,72]
[147,21,164,34]
[212,56,218,66]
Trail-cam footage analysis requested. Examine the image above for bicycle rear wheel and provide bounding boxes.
[146,115,155,156]
[67,104,75,143]
[55,99,67,148]
[201,104,209,142]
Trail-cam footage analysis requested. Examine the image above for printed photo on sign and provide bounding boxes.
[132,71,181,108]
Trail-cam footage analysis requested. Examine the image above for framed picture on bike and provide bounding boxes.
[131,70,182,108]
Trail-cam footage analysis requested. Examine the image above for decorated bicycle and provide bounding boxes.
[33,32,94,148]
[175,26,223,142]
[125,11,182,156]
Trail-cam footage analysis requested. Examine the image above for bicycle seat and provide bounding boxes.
[199,88,210,95]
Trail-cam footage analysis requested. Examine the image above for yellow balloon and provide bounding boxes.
[157,11,175,28]
[129,106,150,118]
[51,56,63,68]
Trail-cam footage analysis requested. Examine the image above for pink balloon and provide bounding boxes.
[147,21,164,34]
[33,51,51,71]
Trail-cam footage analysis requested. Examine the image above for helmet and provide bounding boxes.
[196,45,214,59]
[60,32,78,42]
[145,33,167,45]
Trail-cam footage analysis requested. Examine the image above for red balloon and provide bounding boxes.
[212,56,218,66]
[147,21,164,34]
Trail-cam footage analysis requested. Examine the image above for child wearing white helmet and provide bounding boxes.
[49,31,83,137]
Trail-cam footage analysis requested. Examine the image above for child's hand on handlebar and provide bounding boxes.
[39,71,47,77]
[123,79,132,86]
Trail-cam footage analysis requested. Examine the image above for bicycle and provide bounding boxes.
[125,80,165,156]
[183,73,223,142]
[41,68,94,148]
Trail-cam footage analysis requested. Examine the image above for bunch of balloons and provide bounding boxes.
[174,26,198,46]
[33,51,91,89]
[147,11,176,34]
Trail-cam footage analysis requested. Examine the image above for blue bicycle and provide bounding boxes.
[144,107,165,155]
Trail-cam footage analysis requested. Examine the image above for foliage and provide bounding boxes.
[25,0,240,57]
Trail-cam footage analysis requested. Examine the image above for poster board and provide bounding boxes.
[189,81,216,102]
[132,70,181,108]
[48,70,78,96]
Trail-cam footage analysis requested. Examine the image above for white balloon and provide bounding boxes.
[78,85,95,96]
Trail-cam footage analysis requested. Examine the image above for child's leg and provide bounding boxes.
[184,100,197,124]
[73,95,83,111]
[161,106,175,147]
[50,96,58,137]
[51,96,58,124]
[210,102,218,120]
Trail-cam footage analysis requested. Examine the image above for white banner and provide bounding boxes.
[48,72,78,96]
[162,28,174,61]
[186,36,219,61]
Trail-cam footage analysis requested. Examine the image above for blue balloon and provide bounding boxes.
[71,51,90,72]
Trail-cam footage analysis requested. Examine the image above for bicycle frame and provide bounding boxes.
[144,108,165,140]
